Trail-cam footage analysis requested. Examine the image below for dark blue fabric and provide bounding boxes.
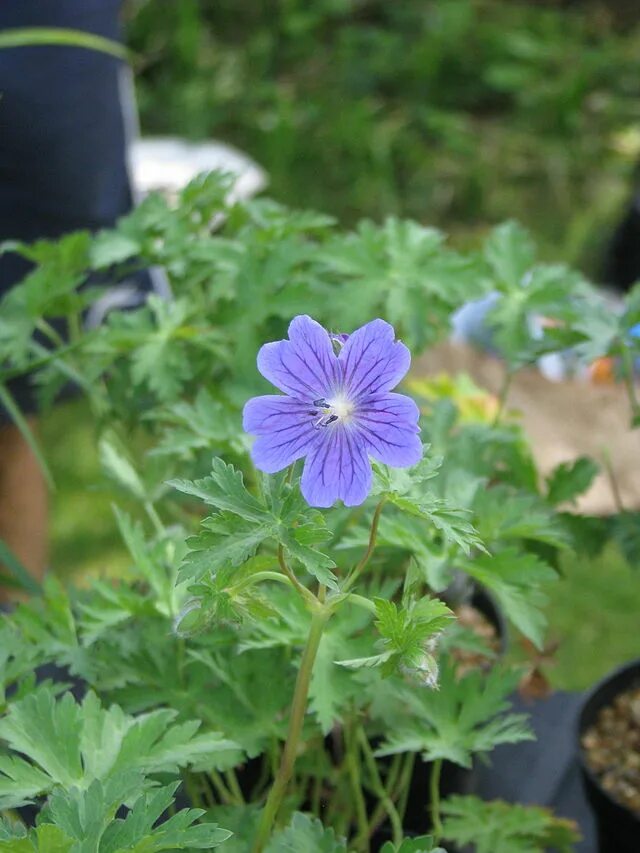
[0,0,129,250]
[0,1,133,417]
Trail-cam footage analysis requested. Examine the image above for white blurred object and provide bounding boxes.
[130,137,267,202]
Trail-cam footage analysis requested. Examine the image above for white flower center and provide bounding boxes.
[311,394,355,428]
[328,394,354,421]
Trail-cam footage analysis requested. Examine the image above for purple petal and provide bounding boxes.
[339,319,411,400]
[301,427,371,507]
[355,392,422,467]
[257,315,339,402]
[243,395,319,473]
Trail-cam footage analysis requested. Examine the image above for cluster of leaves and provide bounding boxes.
[440,795,579,853]
[127,0,640,262]
[0,173,611,850]
[0,686,233,850]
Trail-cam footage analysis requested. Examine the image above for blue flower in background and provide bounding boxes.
[243,315,422,507]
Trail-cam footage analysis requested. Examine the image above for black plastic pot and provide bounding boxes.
[577,658,640,853]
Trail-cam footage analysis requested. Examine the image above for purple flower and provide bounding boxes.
[243,315,422,507]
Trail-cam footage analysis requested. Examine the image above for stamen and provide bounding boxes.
[313,398,328,407]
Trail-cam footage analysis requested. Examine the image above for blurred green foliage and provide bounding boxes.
[126,0,640,267]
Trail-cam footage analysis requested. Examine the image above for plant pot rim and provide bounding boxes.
[576,656,640,822]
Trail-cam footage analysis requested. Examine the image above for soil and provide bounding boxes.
[582,683,640,814]
[415,341,640,515]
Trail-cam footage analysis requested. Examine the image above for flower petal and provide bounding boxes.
[301,427,371,507]
[243,395,319,473]
[257,315,339,402]
[339,319,411,399]
[355,392,422,467]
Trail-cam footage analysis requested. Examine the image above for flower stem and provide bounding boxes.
[346,722,370,852]
[343,498,386,593]
[252,607,331,852]
[278,544,318,606]
[396,752,415,824]
[430,758,443,842]
[225,768,245,804]
[357,727,402,846]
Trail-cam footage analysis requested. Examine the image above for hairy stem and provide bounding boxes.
[396,753,415,824]
[430,758,443,841]
[225,768,246,804]
[209,769,235,805]
[367,753,402,833]
[346,722,370,852]
[252,608,330,852]
[278,544,317,606]
[343,498,386,593]
[357,727,402,846]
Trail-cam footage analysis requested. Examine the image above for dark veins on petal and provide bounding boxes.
[343,340,401,400]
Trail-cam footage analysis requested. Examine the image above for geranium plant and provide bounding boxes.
[0,174,603,851]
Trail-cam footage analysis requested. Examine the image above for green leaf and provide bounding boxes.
[308,608,373,733]
[373,597,453,682]
[376,660,533,768]
[0,536,42,596]
[169,458,269,524]
[0,687,241,808]
[462,549,557,648]
[0,820,73,852]
[373,455,484,555]
[484,221,535,289]
[265,812,347,852]
[441,795,580,853]
[90,232,141,269]
[99,437,146,501]
[24,777,233,853]
[179,513,277,584]
[277,524,337,589]
[474,487,569,549]
[546,457,599,506]
[0,382,54,489]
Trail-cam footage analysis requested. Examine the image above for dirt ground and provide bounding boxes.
[416,342,639,515]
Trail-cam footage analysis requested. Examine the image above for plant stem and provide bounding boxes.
[343,498,386,593]
[357,727,402,846]
[396,752,415,824]
[235,570,293,592]
[209,769,235,805]
[344,593,377,616]
[430,758,443,842]
[144,500,166,539]
[225,768,246,804]
[492,368,513,426]
[252,607,331,852]
[183,770,205,809]
[278,544,317,606]
[346,722,370,852]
